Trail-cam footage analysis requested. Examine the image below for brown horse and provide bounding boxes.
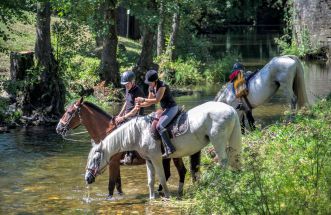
[56,98,199,199]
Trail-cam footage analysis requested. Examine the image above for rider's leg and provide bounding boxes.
[157,105,179,158]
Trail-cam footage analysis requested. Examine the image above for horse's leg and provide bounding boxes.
[173,158,187,196]
[190,151,201,182]
[151,157,170,198]
[210,132,229,168]
[146,160,156,199]
[285,83,298,121]
[115,164,123,195]
[107,153,123,200]
[241,113,246,134]
[157,158,171,192]
[245,110,256,131]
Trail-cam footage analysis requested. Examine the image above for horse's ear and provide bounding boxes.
[77,97,84,106]
[91,139,97,147]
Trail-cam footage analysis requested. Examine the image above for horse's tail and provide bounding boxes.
[287,55,309,108]
[228,111,242,170]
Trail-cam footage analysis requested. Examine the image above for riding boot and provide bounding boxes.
[160,130,176,158]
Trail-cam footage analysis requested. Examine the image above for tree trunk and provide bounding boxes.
[133,0,158,89]
[10,51,34,81]
[21,1,65,123]
[100,0,120,87]
[157,0,165,56]
[166,11,180,61]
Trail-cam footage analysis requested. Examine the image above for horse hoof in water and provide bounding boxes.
[161,196,170,201]
[157,190,165,197]
[106,195,116,201]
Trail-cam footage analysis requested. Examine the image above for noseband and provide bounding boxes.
[59,104,82,136]
[86,146,109,178]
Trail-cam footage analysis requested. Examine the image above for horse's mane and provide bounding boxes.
[83,101,113,120]
[214,82,232,101]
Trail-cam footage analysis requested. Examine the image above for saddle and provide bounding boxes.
[149,106,189,140]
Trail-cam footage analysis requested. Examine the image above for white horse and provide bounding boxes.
[85,101,242,199]
[215,55,308,125]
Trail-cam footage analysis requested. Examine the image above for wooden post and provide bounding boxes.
[10,51,34,81]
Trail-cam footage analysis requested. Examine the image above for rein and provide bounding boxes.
[62,130,89,143]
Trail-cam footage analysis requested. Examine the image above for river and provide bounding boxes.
[1,27,330,214]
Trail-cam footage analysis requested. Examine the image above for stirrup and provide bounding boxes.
[162,149,175,158]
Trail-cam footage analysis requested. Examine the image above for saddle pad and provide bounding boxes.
[149,109,189,139]
[170,112,189,137]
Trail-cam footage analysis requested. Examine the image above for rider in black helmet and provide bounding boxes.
[135,70,178,158]
[116,71,145,124]
[116,71,145,164]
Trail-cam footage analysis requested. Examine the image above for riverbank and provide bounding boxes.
[182,96,331,214]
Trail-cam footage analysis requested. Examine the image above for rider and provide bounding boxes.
[229,62,256,131]
[135,70,178,158]
[229,62,245,82]
[115,70,145,124]
[115,70,145,164]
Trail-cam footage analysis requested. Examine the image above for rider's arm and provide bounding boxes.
[122,107,138,119]
[137,87,165,107]
[117,101,127,117]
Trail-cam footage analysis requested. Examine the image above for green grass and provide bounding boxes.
[183,99,331,214]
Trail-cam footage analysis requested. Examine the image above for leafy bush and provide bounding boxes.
[64,55,100,91]
[204,53,238,83]
[159,57,204,86]
[186,99,331,214]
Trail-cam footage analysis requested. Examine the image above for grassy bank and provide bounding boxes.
[183,98,331,214]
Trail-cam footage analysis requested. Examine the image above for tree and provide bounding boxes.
[165,2,180,61]
[157,0,165,56]
[127,0,158,86]
[21,1,65,121]
[100,0,120,87]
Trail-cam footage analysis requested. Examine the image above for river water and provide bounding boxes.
[1,27,331,214]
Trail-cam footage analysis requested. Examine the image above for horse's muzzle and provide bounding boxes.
[56,122,66,136]
[85,171,95,184]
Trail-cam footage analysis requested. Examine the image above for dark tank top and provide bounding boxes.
[149,80,177,109]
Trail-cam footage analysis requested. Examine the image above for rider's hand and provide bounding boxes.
[135,97,145,103]
[134,103,141,111]
[115,116,125,124]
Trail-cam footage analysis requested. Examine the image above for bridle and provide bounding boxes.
[59,103,82,136]
[86,143,109,179]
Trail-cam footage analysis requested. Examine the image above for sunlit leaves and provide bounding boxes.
[187,99,331,214]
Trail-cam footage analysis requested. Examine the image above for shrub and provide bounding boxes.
[186,99,331,214]
[159,57,204,86]
[204,53,238,83]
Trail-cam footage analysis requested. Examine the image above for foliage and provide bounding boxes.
[0,76,22,124]
[158,57,204,86]
[186,99,331,214]
[64,55,100,91]
[0,0,35,43]
[275,0,320,58]
[204,53,238,83]
[174,31,213,62]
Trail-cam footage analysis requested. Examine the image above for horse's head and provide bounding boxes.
[85,142,108,184]
[215,83,239,107]
[56,97,84,136]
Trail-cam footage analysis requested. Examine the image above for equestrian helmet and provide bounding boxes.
[120,71,135,85]
[232,62,245,71]
[144,70,158,84]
